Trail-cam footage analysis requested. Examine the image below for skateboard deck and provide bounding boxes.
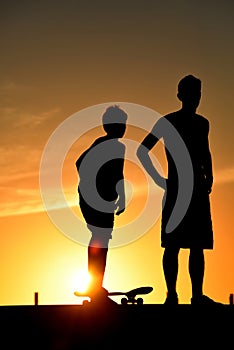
[74,286,153,305]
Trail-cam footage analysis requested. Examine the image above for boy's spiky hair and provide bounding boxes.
[102,105,128,125]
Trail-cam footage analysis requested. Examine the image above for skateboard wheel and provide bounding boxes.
[136,298,143,305]
[82,299,90,305]
[121,297,128,305]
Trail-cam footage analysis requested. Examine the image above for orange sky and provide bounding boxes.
[1,1,234,305]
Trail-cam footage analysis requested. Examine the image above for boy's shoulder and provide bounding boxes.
[85,137,126,160]
[93,136,125,146]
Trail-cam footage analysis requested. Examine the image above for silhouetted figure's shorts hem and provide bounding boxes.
[79,195,114,249]
[161,239,214,250]
[79,194,115,227]
[87,224,113,247]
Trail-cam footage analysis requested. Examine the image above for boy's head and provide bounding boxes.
[102,105,128,138]
[177,74,201,111]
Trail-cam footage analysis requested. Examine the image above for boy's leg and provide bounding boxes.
[88,244,108,291]
[87,225,112,294]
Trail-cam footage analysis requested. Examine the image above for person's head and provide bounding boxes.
[177,74,201,111]
[102,105,128,138]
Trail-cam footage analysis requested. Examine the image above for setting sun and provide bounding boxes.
[72,270,91,294]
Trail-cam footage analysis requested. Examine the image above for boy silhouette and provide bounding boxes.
[76,105,127,301]
[137,75,221,305]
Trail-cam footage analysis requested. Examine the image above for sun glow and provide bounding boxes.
[72,270,91,294]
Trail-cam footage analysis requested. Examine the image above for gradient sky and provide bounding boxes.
[1,0,234,305]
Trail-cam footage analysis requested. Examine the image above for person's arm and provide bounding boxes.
[137,122,167,190]
[202,120,213,194]
[115,174,125,215]
[115,146,126,216]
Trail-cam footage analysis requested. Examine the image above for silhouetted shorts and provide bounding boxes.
[79,193,114,246]
[161,184,213,249]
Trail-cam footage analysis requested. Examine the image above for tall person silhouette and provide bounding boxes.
[137,75,221,305]
[76,105,127,302]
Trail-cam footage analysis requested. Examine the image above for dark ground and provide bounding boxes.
[0,303,233,349]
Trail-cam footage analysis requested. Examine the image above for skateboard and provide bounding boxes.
[74,286,153,305]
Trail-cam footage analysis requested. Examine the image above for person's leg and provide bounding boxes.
[87,225,112,294]
[88,243,108,291]
[189,247,223,305]
[163,246,180,304]
[189,247,204,299]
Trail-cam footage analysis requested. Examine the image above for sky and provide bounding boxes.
[1,0,234,305]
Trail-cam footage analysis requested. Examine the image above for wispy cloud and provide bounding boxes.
[0,105,64,217]
[0,80,23,91]
[13,108,61,129]
[0,186,42,217]
[0,185,79,218]
[0,106,61,131]
[214,166,234,185]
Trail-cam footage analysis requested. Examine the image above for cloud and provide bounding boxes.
[14,108,61,129]
[0,106,61,131]
[0,81,21,91]
[0,184,79,218]
[0,105,64,217]
[214,166,234,185]
[0,186,42,217]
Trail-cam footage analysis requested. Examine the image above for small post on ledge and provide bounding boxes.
[34,292,39,306]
